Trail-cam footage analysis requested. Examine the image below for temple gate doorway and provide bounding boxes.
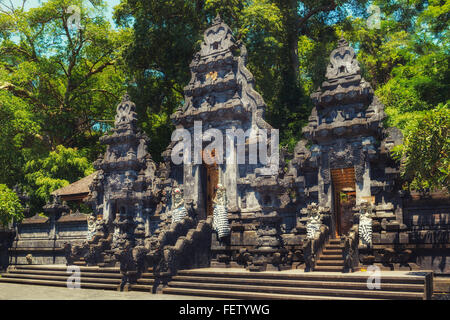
[202,149,219,216]
[331,168,356,237]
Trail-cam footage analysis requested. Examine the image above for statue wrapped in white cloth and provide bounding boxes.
[212,184,230,239]
[86,215,96,241]
[358,201,373,247]
[302,203,323,240]
[171,188,187,225]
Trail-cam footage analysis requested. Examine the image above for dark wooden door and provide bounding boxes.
[331,168,356,236]
[203,149,219,216]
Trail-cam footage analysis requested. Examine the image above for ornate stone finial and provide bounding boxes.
[114,93,137,129]
[338,35,349,48]
[121,93,131,103]
[325,37,360,79]
[213,13,223,25]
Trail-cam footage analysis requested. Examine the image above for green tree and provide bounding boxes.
[114,0,369,155]
[0,0,130,159]
[0,184,24,227]
[0,90,41,187]
[24,145,94,213]
[392,103,449,192]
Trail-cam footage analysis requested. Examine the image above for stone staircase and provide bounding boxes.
[0,265,122,290]
[127,268,160,292]
[162,268,432,300]
[314,238,345,272]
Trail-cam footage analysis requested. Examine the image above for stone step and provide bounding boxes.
[11,265,120,273]
[320,255,343,260]
[128,284,153,292]
[325,244,345,249]
[136,278,155,285]
[328,239,342,244]
[313,266,344,272]
[166,282,423,300]
[8,269,122,279]
[316,260,345,266]
[0,276,118,290]
[321,249,343,255]
[171,276,424,292]
[176,270,426,285]
[162,287,377,300]
[1,273,122,284]
[73,261,86,266]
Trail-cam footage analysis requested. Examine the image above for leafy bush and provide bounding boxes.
[24,145,94,212]
[392,103,449,192]
[0,184,24,227]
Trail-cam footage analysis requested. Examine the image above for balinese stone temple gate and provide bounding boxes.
[2,16,448,298]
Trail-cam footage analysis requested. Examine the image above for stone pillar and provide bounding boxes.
[356,160,372,205]
[225,142,238,211]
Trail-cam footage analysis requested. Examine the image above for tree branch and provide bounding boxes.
[0,81,48,110]
[298,1,337,30]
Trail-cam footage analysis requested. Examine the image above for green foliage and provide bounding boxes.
[114,0,370,154]
[0,0,129,212]
[0,184,24,227]
[0,90,42,187]
[24,145,94,212]
[392,103,449,192]
[0,0,448,209]
[0,0,129,159]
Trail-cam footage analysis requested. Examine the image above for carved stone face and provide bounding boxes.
[359,201,373,216]
[214,184,226,205]
[172,188,183,207]
[88,215,96,228]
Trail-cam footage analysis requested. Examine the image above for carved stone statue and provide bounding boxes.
[86,215,96,241]
[358,201,374,247]
[171,188,187,226]
[302,203,323,240]
[212,184,230,239]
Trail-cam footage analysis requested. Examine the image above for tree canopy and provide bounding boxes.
[0,0,448,216]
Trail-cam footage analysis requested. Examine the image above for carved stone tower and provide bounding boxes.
[86,94,158,263]
[170,16,282,270]
[288,37,403,238]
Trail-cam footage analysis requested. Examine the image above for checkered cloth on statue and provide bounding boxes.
[358,201,374,246]
[171,206,187,225]
[171,187,187,226]
[212,184,230,239]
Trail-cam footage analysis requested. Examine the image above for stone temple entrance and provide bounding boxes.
[202,149,219,217]
[331,168,356,237]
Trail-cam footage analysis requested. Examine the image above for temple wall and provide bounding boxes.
[0,225,14,270]
[9,215,88,265]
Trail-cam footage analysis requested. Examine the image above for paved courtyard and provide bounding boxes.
[0,283,218,300]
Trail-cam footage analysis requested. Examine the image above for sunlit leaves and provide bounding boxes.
[0,184,23,227]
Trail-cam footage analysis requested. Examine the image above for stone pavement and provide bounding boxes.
[0,283,219,300]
